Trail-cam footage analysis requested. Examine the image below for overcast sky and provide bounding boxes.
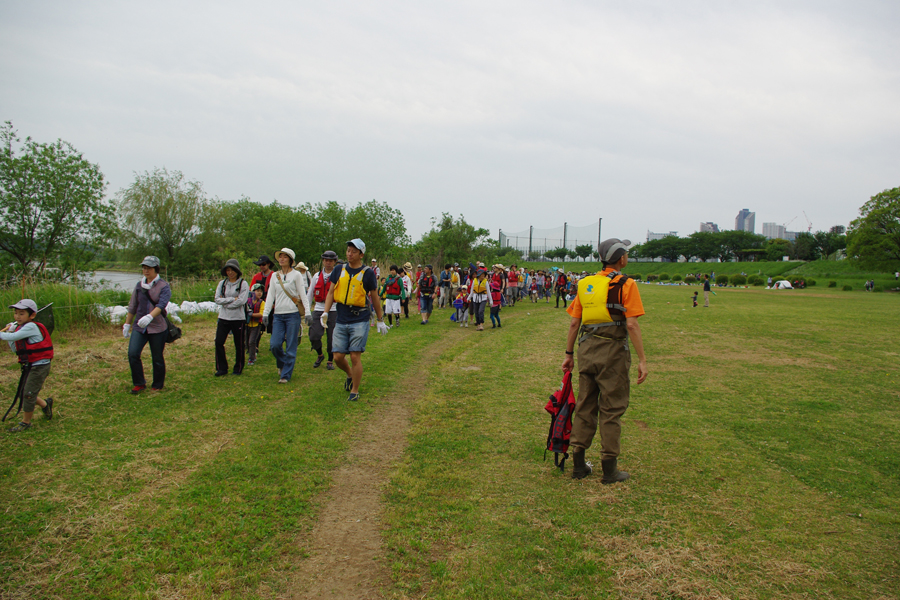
[2,1,898,245]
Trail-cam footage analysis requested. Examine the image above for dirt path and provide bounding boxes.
[282,338,447,600]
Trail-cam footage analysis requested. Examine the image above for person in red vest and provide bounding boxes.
[1,299,54,433]
[307,250,339,369]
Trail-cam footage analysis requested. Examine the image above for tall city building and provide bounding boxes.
[735,209,755,233]
[646,230,678,242]
[699,222,719,233]
[762,223,786,239]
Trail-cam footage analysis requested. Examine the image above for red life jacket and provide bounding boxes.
[490,282,503,304]
[544,370,576,471]
[508,270,518,284]
[420,275,436,295]
[312,271,333,303]
[557,274,567,287]
[385,276,403,296]
[14,322,54,365]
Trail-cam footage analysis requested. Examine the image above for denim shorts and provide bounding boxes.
[333,320,370,354]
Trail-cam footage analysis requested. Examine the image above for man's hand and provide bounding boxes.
[636,359,648,384]
[137,315,153,328]
[122,324,132,338]
[562,354,574,373]
[376,321,389,335]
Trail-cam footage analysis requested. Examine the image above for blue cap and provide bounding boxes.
[347,238,366,253]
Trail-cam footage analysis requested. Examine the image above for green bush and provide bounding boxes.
[730,274,747,286]
[842,284,852,291]
[828,281,837,288]
[873,286,883,292]
[630,274,642,281]
[683,276,697,284]
[752,279,764,286]
[773,276,787,283]
[647,274,658,282]
[716,274,729,285]
[806,278,816,286]
[672,274,682,282]
[659,273,670,281]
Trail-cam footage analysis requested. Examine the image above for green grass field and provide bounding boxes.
[1,284,897,599]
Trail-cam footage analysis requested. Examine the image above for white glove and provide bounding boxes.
[137,315,153,328]
[305,314,314,326]
[376,321,389,335]
[320,313,329,329]
[122,324,131,338]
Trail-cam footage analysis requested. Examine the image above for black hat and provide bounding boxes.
[321,250,339,260]
[221,258,242,277]
[254,255,274,267]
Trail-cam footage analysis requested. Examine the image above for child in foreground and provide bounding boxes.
[247,284,266,365]
[692,291,698,308]
[1,299,53,433]
[453,284,469,327]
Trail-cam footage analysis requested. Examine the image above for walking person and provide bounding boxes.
[383,265,407,327]
[246,284,266,365]
[467,268,490,331]
[214,259,250,376]
[703,275,711,307]
[263,248,311,383]
[1,299,54,433]
[320,238,388,402]
[438,264,452,308]
[123,256,171,394]
[554,268,569,308]
[307,250,338,370]
[249,255,276,350]
[450,264,461,302]
[562,238,648,484]
[401,263,413,319]
[417,265,437,324]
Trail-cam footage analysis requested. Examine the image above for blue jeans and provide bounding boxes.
[270,312,301,380]
[128,329,167,388]
[333,320,370,354]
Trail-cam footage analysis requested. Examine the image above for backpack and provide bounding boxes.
[544,371,576,471]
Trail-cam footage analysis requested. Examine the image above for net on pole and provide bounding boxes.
[500,223,599,259]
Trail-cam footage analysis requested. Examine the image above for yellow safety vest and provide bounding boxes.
[333,266,370,307]
[472,278,487,294]
[577,271,627,325]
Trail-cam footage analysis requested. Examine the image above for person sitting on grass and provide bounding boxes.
[1,299,54,433]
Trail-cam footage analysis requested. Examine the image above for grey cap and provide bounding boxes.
[321,250,339,260]
[221,258,242,277]
[140,255,160,268]
[598,238,632,264]
[346,238,366,253]
[9,299,38,313]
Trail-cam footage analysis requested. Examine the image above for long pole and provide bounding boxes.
[563,222,567,258]
[598,217,602,256]
[528,226,533,259]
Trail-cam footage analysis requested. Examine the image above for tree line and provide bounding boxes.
[1,122,898,278]
[629,228,848,263]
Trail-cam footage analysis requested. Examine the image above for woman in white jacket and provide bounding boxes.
[262,248,311,383]
[214,258,250,376]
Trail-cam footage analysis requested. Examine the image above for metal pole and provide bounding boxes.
[563,222,567,260]
[529,226,533,259]
[598,217,602,256]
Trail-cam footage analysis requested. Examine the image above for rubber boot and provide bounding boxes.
[572,450,592,480]
[601,458,630,485]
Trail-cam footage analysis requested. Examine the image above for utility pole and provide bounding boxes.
[528,226,533,260]
[597,217,602,256]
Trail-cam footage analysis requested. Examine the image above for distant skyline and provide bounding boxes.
[2,1,898,244]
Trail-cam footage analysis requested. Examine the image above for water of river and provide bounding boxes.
[85,271,143,292]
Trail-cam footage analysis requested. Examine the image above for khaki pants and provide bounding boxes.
[704,290,710,307]
[570,333,631,460]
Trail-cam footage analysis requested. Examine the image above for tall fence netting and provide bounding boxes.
[499,223,600,259]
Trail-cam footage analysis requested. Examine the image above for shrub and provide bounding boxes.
[647,274,658,282]
[828,281,837,288]
[873,285,883,292]
[730,274,747,286]
[716,274,729,285]
[842,284,852,291]
[806,278,816,286]
[752,279,764,286]
[773,276,787,283]
[659,273,670,281]
[631,274,642,281]
[683,276,696,284]
[672,274,682,282]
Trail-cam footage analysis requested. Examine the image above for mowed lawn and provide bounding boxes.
[1,284,897,599]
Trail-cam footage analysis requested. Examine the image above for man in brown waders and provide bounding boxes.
[561,238,648,483]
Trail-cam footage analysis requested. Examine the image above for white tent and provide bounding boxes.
[775,280,793,289]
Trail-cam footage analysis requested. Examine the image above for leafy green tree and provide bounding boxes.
[115,168,208,273]
[345,200,410,260]
[717,230,766,261]
[0,122,114,276]
[414,213,490,265]
[643,235,682,262]
[847,187,900,265]
[792,232,818,261]
[685,231,719,262]
[766,238,793,262]
[574,243,594,262]
[813,230,847,259]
